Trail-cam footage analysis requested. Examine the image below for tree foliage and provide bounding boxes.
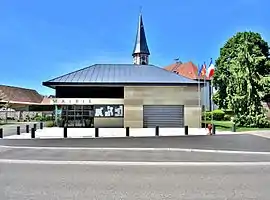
[213,31,270,127]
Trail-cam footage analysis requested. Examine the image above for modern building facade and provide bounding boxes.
[43,13,203,128]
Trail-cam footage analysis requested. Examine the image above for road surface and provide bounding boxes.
[1,133,270,152]
[1,133,270,199]
[1,162,270,200]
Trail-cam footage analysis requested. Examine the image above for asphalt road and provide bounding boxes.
[1,163,270,200]
[1,148,270,162]
[1,134,270,200]
[0,122,40,137]
[1,133,270,152]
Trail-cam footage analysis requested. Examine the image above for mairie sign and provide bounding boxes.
[51,98,92,105]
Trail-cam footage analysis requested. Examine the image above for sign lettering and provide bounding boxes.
[50,98,92,105]
[95,107,104,117]
[94,105,124,117]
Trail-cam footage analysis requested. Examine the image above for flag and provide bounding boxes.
[201,63,207,77]
[198,63,206,78]
[207,58,215,79]
[197,64,203,76]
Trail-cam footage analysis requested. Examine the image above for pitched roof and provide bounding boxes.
[164,61,209,80]
[0,85,43,104]
[43,64,200,88]
[132,13,150,56]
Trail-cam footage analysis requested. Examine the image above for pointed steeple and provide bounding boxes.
[132,12,150,65]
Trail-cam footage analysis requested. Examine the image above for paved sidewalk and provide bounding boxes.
[3,127,234,139]
[0,122,38,137]
[242,131,270,139]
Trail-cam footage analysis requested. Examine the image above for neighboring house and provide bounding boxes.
[0,85,52,111]
[164,61,215,111]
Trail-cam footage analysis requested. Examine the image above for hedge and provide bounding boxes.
[202,109,226,121]
[201,111,212,120]
[212,109,225,120]
[224,109,234,116]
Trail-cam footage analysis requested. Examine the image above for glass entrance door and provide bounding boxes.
[61,105,94,127]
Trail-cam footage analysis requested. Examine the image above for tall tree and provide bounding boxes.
[213,32,270,127]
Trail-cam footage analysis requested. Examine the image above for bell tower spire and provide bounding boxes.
[132,10,150,65]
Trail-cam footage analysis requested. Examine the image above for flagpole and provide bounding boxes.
[204,73,207,129]
[211,79,214,126]
[209,58,214,129]
[197,64,201,128]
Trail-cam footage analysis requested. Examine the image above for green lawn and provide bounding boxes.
[202,120,270,132]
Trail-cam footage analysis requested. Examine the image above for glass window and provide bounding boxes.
[60,104,94,127]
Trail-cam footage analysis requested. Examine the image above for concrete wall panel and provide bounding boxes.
[124,86,201,128]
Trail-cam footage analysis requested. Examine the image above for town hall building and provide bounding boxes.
[43,13,202,128]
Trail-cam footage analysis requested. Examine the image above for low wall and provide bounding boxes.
[94,118,124,128]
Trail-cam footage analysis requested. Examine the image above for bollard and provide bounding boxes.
[126,127,130,137]
[184,125,188,135]
[33,124,37,131]
[95,127,99,137]
[212,124,216,135]
[0,128,3,138]
[63,126,67,138]
[17,126,20,135]
[155,126,159,136]
[31,128,35,138]
[40,122,43,130]
[26,125,29,133]
[232,123,236,132]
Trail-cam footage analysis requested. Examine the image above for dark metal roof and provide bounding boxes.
[132,13,150,56]
[43,64,200,88]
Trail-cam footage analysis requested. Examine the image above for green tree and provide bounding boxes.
[213,31,270,127]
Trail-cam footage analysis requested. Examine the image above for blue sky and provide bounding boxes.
[0,0,269,95]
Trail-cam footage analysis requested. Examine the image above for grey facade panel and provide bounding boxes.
[44,64,200,86]
[143,105,184,128]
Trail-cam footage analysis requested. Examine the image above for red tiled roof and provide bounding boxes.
[0,85,43,104]
[41,97,52,105]
[164,61,209,80]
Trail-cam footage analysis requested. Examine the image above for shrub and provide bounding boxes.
[44,115,53,121]
[212,109,225,121]
[224,114,231,121]
[34,115,44,121]
[224,109,234,116]
[201,111,212,120]
[234,114,270,128]
[45,121,55,127]
[202,110,226,121]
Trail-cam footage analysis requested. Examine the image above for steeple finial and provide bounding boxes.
[132,11,150,65]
